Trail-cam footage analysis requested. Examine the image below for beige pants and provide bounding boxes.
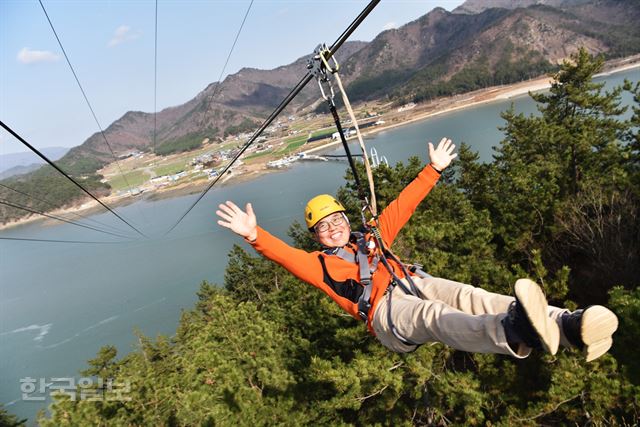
[371,277,569,358]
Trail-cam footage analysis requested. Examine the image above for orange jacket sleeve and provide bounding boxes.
[249,226,362,319]
[377,164,441,246]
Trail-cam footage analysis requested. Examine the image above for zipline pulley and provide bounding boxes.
[307,44,339,103]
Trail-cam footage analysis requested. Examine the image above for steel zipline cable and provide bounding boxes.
[0,121,147,238]
[164,0,381,235]
[38,0,150,229]
[0,182,132,235]
[0,199,133,240]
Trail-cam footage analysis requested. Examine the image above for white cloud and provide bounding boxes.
[108,25,140,47]
[382,22,397,31]
[17,47,60,64]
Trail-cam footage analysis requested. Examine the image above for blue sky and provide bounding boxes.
[0,0,465,156]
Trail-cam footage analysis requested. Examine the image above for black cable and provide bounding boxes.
[38,0,148,228]
[328,0,380,59]
[0,236,125,245]
[0,121,147,238]
[200,0,254,129]
[154,0,158,154]
[0,199,134,240]
[164,0,380,235]
[0,182,132,236]
[164,73,313,235]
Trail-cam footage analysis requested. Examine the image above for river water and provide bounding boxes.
[1,68,637,422]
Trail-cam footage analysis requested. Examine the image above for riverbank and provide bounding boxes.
[2,55,639,232]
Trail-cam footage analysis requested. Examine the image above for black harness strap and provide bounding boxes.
[322,232,376,321]
[322,231,424,347]
[317,255,364,303]
[354,232,374,321]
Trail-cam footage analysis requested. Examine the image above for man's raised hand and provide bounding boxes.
[216,201,258,241]
[428,137,457,171]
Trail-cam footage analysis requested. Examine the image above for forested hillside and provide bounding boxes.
[2,49,631,426]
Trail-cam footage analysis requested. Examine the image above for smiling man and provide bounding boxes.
[216,137,618,361]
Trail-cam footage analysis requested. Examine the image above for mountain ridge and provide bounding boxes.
[58,1,640,172]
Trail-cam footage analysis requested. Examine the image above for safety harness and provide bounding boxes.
[320,230,432,348]
[321,231,378,320]
[309,45,431,348]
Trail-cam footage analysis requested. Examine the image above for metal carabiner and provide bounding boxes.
[308,43,339,102]
[317,77,335,102]
[318,45,339,74]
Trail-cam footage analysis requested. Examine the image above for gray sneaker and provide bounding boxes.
[503,279,560,355]
[562,305,618,362]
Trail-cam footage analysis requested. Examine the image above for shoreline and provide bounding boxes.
[2,56,639,233]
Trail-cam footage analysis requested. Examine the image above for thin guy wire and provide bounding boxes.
[38,0,150,229]
[0,237,126,245]
[0,120,147,238]
[0,199,134,240]
[201,0,254,129]
[0,182,133,236]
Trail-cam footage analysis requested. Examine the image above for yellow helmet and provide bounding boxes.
[305,194,346,229]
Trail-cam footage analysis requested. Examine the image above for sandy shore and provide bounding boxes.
[2,55,639,232]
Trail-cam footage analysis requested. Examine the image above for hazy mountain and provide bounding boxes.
[0,164,42,180]
[0,147,69,175]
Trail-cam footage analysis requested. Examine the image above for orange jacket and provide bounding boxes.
[249,164,441,334]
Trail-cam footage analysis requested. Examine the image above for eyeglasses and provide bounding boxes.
[315,214,346,233]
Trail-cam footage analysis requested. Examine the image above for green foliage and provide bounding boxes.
[81,345,118,377]
[310,129,335,139]
[278,135,307,154]
[108,169,148,192]
[623,79,640,189]
[154,159,189,177]
[408,51,555,103]
[224,244,286,304]
[348,69,414,101]
[454,48,637,302]
[608,286,640,384]
[56,155,106,176]
[0,406,26,427]
[155,132,205,156]
[223,118,259,138]
[0,165,110,224]
[30,47,640,425]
